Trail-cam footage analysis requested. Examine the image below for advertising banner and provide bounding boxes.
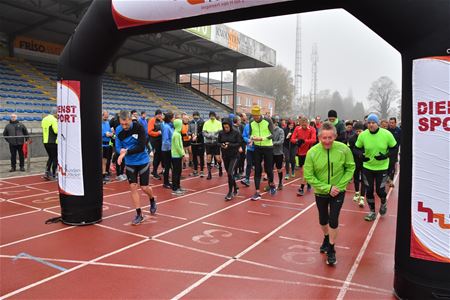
[14,36,64,55]
[411,56,450,263]
[57,80,84,196]
[112,0,291,29]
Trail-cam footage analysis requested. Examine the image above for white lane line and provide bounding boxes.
[5,191,56,201]
[189,201,209,206]
[202,222,260,234]
[152,178,301,240]
[6,199,44,211]
[212,273,390,297]
[103,202,130,209]
[152,238,231,260]
[341,208,367,214]
[336,172,399,300]
[0,254,389,297]
[0,227,74,249]
[172,200,316,300]
[260,198,304,206]
[156,212,188,221]
[0,239,149,299]
[0,210,41,220]
[278,236,350,250]
[103,182,230,220]
[95,224,148,239]
[26,186,52,193]
[247,210,270,216]
[238,258,392,294]
[207,191,244,198]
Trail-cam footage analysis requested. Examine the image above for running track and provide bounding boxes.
[0,168,398,299]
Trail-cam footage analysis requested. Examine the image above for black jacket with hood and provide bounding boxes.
[217,118,242,158]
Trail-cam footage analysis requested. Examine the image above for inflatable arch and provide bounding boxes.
[56,0,449,298]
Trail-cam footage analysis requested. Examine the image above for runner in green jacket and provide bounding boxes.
[304,122,355,266]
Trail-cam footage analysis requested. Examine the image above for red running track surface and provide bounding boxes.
[0,168,399,299]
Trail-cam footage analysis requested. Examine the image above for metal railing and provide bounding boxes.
[0,134,46,171]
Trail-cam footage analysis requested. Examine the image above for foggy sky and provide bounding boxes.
[226,9,402,108]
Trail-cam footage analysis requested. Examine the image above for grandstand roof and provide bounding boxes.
[193,75,275,99]
[0,0,276,73]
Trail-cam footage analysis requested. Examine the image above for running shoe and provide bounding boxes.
[320,235,330,253]
[264,185,270,192]
[358,196,365,208]
[263,175,268,181]
[326,245,337,265]
[297,188,304,196]
[207,172,212,180]
[364,211,377,221]
[291,172,295,178]
[150,198,157,215]
[163,183,172,189]
[284,174,290,180]
[379,202,387,216]
[171,189,185,196]
[241,178,250,187]
[251,193,261,201]
[131,214,144,226]
[190,171,198,177]
[353,192,360,202]
[152,173,161,180]
[225,193,233,201]
[278,184,283,191]
[200,171,205,178]
[269,185,277,195]
[233,188,239,197]
[218,168,223,177]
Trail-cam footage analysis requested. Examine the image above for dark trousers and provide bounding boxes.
[162,150,172,185]
[245,150,254,180]
[223,155,239,193]
[44,143,57,175]
[253,146,274,190]
[353,165,366,194]
[362,168,388,210]
[238,148,246,174]
[151,139,163,175]
[388,151,398,180]
[191,144,205,171]
[112,151,124,176]
[283,145,297,175]
[9,144,25,169]
[103,146,112,174]
[172,157,182,191]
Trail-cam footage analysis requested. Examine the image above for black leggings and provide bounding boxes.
[315,192,345,229]
[353,165,366,194]
[223,155,239,193]
[245,150,254,180]
[253,146,274,190]
[44,143,57,175]
[238,148,246,174]
[151,139,163,175]
[191,144,205,171]
[172,157,182,191]
[283,145,297,175]
[162,150,172,185]
[362,168,388,210]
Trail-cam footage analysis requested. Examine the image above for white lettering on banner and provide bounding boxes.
[57,81,84,196]
[112,0,291,29]
[411,56,450,263]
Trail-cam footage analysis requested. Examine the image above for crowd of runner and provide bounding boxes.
[3,104,400,266]
[94,105,401,265]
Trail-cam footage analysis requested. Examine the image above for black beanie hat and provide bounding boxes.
[328,110,337,118]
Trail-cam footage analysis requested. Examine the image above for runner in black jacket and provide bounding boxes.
[218,118,242,201]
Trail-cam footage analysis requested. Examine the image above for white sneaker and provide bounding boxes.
[358,196,365,208]
[353,192,360,202]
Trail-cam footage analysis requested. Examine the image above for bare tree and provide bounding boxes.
[367,76,400,119]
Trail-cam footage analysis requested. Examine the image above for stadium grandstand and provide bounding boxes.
[0,0,276,132]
